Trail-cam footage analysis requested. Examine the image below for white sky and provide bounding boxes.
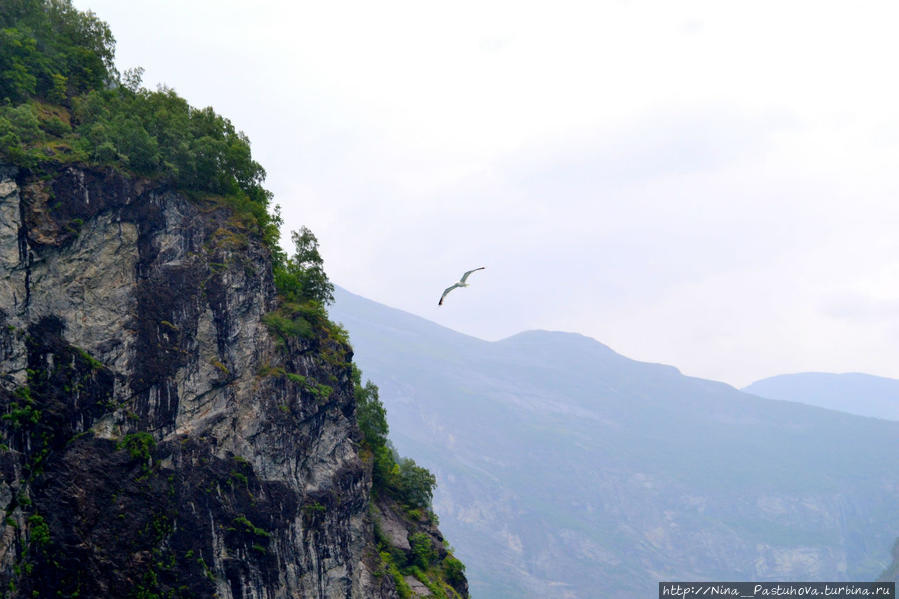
[74,0,899,387]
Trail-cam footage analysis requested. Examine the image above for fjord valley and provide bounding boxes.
[0,2,466,597]
[330,286,899,599]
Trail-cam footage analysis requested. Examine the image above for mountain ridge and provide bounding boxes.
[330,285,899,599]
[744,372,899,422]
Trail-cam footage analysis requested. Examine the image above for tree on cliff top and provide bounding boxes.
[0,0,115,103]
[0,0,272,230]
[273,227,335,306]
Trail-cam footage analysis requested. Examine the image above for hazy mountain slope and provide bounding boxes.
[330,286,899,599]
[880,538,899,584]
[743,373,899,421]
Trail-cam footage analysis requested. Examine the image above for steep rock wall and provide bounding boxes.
[0,164,419,598]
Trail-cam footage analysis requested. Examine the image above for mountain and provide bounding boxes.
[0,1,467,596]
[743,373,899,421]
[0,164,467,598]
[743,371,899,586]
[880,538,899,584]
[330,286,899,599]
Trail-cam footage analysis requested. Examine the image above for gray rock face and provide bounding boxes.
[0,164,415,598]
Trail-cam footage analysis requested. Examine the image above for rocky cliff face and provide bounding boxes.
[0,164,463,598]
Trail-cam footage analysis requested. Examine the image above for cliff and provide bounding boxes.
[0,163,467,598]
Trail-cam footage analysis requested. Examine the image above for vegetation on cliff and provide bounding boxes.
[1,0,280,256]
[1,1,265,198]
[271,234,459,595]
[359,373,465,598]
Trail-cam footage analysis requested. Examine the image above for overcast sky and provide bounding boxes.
[73,0,899,387]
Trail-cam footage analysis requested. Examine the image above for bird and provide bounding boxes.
[438,267,485,306]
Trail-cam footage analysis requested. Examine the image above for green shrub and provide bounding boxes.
[232,515,270,538]
[407,566,451,599]
[443,554,466,587]
[2,104,42,143]
[27,513,50,547]
[261,310,313,342]
[228,470,248,487]
[118,432,155,461]
[396,457,436,510]
[379,551,412,599]
[42,114,70,137]
[409,532,435,569]
[272,227,334,305]
[2,386,41,429]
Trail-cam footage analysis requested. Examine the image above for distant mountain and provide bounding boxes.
[330,286,899,599]
[743,373,899,421]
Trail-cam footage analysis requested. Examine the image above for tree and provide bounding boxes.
[396,457,437,509]
[352,371,395,489]
[273,227,334,306]
[0,0,115,102]
[0,28,39,101]
[356,379,388,449]
[290,227,334,305]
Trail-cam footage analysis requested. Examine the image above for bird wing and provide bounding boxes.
[438,283,462,305]
[459,266,485,284]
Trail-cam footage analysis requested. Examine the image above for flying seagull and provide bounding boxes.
[438,267,485,306]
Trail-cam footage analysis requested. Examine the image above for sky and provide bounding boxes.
[73,0,899,388]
